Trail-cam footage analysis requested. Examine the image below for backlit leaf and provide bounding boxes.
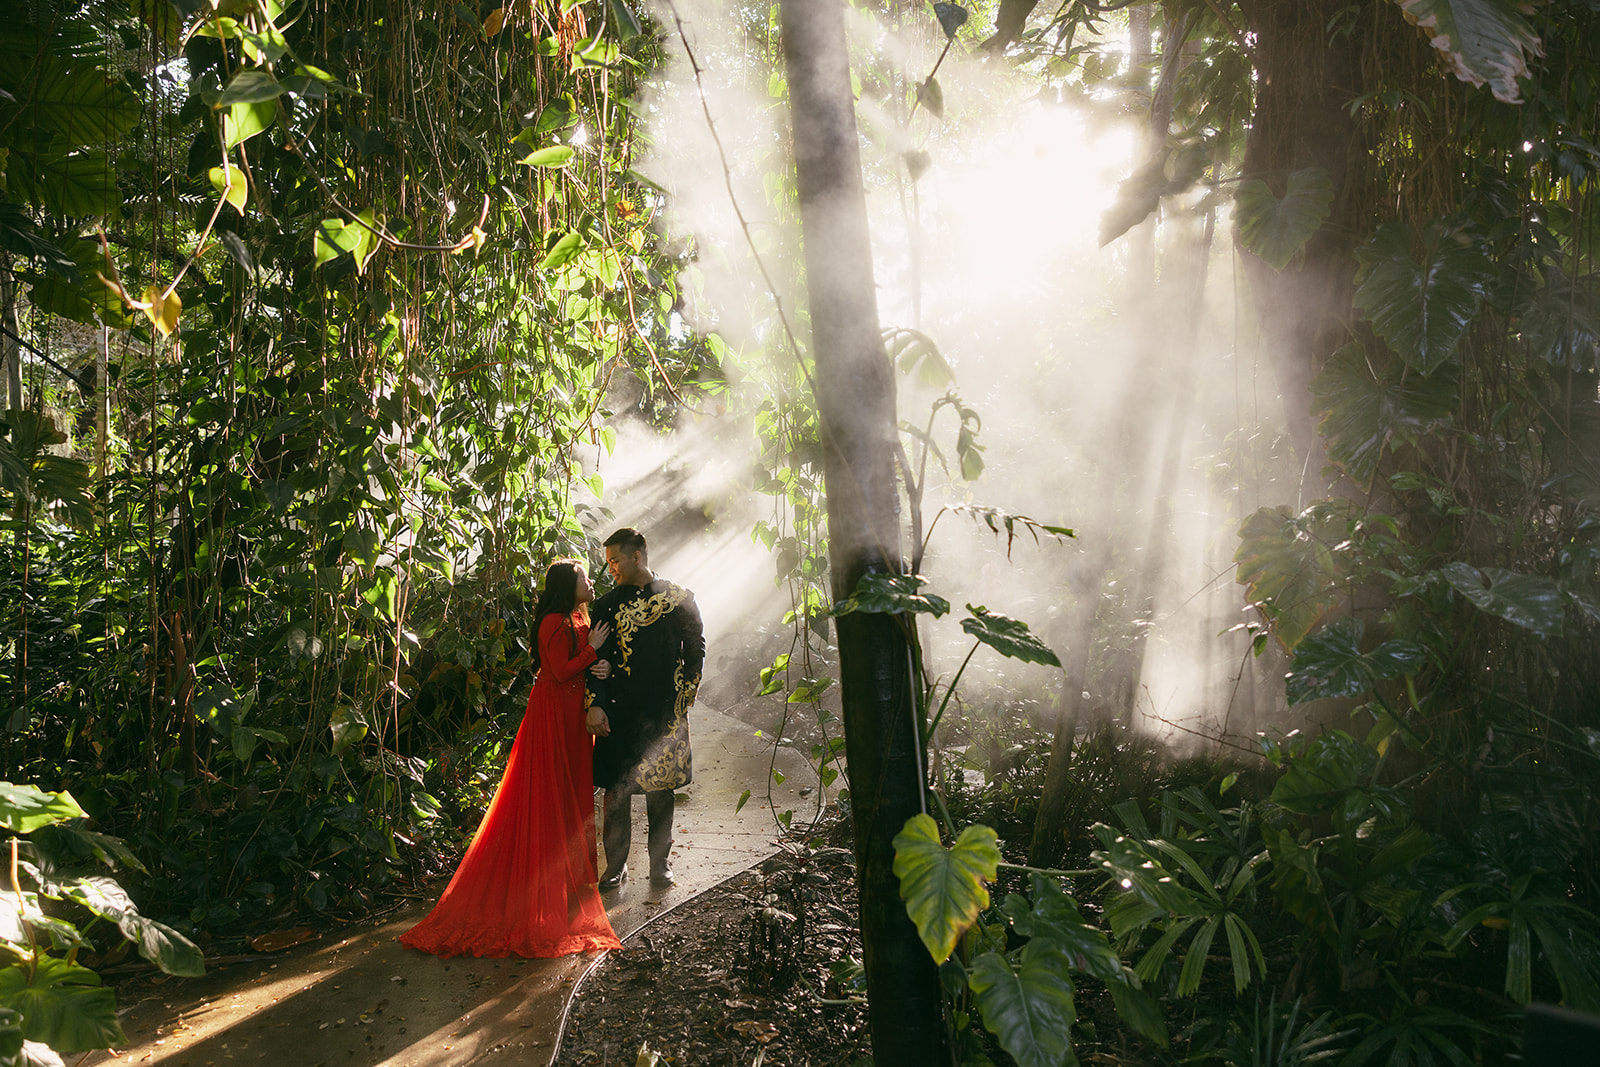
[1390,0,1542,104]
[141,284,181,338]
[217,70,285,106]
[1234,505,1345,651]
[519,145,576,167]
[208,163,247,213]
[223,99,276,148]
[893,813,999,964]
[540,231,584,270]
[0,784,85,833]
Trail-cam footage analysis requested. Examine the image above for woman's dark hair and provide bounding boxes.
[530,559,585,670]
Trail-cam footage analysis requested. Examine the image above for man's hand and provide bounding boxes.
[586,707,610,737]
[590,658,611,680]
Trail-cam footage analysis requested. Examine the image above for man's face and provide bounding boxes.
[606,544,644,586]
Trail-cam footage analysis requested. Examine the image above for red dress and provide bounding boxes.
[400,612,622,957]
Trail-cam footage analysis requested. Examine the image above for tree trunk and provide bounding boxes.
[1,257,20,411]
[1233,0,1372,482]
[778,1,947,1061]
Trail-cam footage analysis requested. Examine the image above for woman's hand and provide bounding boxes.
[590,659,611,680]
[587,620,611,650]
[586,707,610,737]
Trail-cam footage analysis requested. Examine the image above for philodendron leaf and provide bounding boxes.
[1390,0,1542,104]
[1311,343,1457,487]
[961,606,1061,667]
[1439,562,1565,637]
[0,956,124,1053]
[833,573,951,618]
[1286,617,1426,705]
[1520,267,1600,371]
[1234,167,1333,270]
[969,941,1079,1067]
[0,784,85,834]
[60,877,205,977]
[1234,506,1344,651]
[1001,873,1122,982]
[1354,222,1493,376]
[892,814,999,964]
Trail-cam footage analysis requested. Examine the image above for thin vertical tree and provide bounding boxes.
[777,0,947,1059]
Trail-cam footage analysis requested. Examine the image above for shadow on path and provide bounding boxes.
[84,706,812,1067]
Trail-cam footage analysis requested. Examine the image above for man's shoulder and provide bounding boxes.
[649,578,696,605]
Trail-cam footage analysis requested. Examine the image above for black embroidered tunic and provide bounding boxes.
[589,578,705,791]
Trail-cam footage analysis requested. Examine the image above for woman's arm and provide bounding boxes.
[539,614,597,683]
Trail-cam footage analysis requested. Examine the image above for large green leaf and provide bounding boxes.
[1001,874,1121,982]
[1439,562,1565,637]
[217,70,285,106]
[1353,223,1492,376]
[0,784,84,834]
[960,605,1060,667]
[1519,267,1600,371]
[0,42,142,148]
[1389,0,1542,104]
[833,573,951,618]
[0,957,123,1054]
[969,941,1079,1067]
[1234,167,1333,271]
[892,814,999,964]
[1285,617,1426,705]
[5,151,120,219]
[60,877,205,977]
[1310,344,1457,486]
[1234,505,1345,651]
[223,99,276,148]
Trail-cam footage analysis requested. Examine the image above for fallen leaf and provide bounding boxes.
[731,1020,779,1044]
[250,927,315,953]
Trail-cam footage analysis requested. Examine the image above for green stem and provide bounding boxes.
[926,640,979,741]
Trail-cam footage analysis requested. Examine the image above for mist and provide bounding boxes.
[591,1,1292,750]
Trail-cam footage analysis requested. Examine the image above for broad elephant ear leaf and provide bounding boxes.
[1234,167,1332,270]
[1353,222,1493,376]
[1519,266,1600,372]
[892,814,999,964]
[1439,562,1565,637]
[1234,506,1344,651]
[968,941,1079,1067]
[1286,617,1426,705]
[0,956,124,1053]
[1311,343,1457,487]
[961,606,1060,667]
[1389,0,1542,104]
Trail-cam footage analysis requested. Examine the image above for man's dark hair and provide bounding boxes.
[604,527,648,559]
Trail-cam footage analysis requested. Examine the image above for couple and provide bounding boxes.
[400,528,704,958]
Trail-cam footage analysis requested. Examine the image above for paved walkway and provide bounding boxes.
[85,705,814,1067]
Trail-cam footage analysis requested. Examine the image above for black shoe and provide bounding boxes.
[599,865,627,890]
[649,867,675,887]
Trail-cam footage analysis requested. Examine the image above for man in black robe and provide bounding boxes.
[586,527,704,889]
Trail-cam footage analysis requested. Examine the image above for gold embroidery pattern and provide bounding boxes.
[611,583,691,676]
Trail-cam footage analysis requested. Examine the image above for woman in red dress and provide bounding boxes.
[401,560,623,958]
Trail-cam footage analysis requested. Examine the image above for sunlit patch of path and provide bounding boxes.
[82,705,814,1067]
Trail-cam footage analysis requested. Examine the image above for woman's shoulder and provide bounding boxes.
[538,612,575,635]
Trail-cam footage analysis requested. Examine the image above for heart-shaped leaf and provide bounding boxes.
[1234,167,1333,270]
[1354,222,1492,376]
[208,163,247,213]
[140,284,181,338]
[1391,0,1542,104]
[0,956,124,1053]
[893,813,999,964]
[540,231,584,270]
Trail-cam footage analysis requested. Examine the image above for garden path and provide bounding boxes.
[82,704,812,1067]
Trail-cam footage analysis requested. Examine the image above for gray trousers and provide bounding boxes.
[601,784,674,877]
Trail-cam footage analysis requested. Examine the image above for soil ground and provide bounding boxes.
[83,704,817,1067]
[556,843,870,1066]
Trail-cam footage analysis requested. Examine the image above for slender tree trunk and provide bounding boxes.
[779,2,947,1061]
[1,257,20,411]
